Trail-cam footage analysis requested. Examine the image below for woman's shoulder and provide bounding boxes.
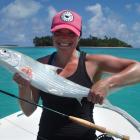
[85,53,102,61]
[37,51,57,64]
[86,53,114,62]
[37,55,50,64]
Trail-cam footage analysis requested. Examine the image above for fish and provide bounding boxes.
[0,48,90,101]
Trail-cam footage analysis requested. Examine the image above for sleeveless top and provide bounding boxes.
[38,51,95,139]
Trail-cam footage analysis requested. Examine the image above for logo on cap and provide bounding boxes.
[61,11,74,22]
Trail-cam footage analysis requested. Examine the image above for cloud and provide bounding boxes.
[85,4,106,37]
[0,0,44,45]
[0,1,57,46]
[31,17,47,34]
[131,22,140,46]
[85,3,140,47]
[47,6,57,22]
[1,0,42,19]
[85,4,123,37]
[125,4,132,10]
[31,6,57,36]
[125,3,140,15]
[136,3,140,14]
[13,34,26,42]
[86,3,103,17]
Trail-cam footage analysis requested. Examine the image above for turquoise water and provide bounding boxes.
[0,47,140,122]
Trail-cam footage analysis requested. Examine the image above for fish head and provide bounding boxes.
[0,48,21,67]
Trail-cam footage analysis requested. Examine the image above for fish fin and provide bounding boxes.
[45,64,62,73]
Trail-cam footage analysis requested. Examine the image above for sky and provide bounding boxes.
[0,0,140,48]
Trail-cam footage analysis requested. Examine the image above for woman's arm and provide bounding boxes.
[14,56,50,116]
[18,84,40,116]
[87,54,140,104]
[97,55,140,87]
[13,72,40,116]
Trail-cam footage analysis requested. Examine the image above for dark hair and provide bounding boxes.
[80,22,82,36]
[76,45,80,51]
[76,25,82,51]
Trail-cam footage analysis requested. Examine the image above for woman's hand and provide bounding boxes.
[87,79,111,104]
[13,67,32,88]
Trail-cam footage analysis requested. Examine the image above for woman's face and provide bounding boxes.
[52,29,80,50]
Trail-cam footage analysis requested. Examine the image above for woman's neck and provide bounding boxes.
[54,49,80,68]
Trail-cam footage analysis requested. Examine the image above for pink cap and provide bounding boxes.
[51,10,82,36]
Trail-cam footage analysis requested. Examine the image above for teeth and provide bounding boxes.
[60,43,69,46]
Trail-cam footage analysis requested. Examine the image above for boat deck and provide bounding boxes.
[0,105,140,140]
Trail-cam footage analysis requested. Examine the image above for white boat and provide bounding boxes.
[0,101,140,140]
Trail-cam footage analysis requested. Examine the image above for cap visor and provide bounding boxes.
[51,24,80,36]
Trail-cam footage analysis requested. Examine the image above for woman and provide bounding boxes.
[13,10,140,140]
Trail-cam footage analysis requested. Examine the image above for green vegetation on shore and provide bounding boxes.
[33,35,132,47]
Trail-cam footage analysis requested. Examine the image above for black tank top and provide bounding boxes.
[38,51,95,139]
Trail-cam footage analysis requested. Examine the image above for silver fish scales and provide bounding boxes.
[0,48,90,101]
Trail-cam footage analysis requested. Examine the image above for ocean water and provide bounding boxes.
[0,47,140,122]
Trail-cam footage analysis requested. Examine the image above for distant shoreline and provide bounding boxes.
[34,46,132,48]
[0,45,134,48]
[80,46,129,48]
[0,45,18,47]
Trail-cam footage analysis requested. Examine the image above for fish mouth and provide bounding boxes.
[0,48,20,67]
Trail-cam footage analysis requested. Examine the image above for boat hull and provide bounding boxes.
[0,105,140,140]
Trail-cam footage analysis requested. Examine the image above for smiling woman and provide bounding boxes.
[52,29,80,50]
[12,9,140,140]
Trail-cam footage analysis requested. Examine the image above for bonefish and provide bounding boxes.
[0,48,90,101]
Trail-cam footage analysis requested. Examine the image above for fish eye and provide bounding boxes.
[2,49,7,53]
[0,49,10,58]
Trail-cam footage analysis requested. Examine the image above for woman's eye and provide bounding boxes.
[54,32,76,37]
[69,33,76,37]
[54,32,60,36]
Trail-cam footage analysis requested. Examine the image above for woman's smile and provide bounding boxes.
[58,42,73,48]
